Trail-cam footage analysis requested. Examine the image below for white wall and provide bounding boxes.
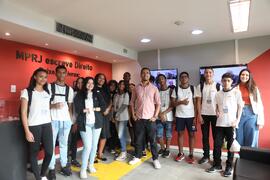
[112,61,141,85]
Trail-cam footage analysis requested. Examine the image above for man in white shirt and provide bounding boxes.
[171,72,197,164]
[206,73,243,177]
[48,65,74,180]
[196,67,220,164]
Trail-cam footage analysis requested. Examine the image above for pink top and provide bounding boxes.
[130,82,161,119]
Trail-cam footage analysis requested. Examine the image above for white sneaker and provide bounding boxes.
[116,152,127,161]
[88,164,96,174]
[41,177,48,180]
[80,170,87,179]
[129,157,141,165]
[153,160,161,169]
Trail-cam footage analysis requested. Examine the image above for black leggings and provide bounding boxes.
[29,123,53,180]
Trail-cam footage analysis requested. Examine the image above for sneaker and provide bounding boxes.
[153,159,161,169]
[110,149,116,154]
[97,155,107,161]
[60,166,72,176]
[206,165,223,173]
[223,166,232,177]
[80,170,87,179]
[142,150,147,157]
[162,150,171,158]
[87,164,96,174]
[41,177,48,180]
[129,157,141,165]
[158,149,165,157]
[71,159,81,167]
[186,154,195,164]
[175,153,185,162]
[198,156,209,164]
[48,169,56,180]
[116,152,127,161]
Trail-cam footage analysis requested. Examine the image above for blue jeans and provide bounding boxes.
[49,120,72,169]
[80,124,101,170]
[236,105,259,147]
[156,120,173,139]
[116,121,128,152]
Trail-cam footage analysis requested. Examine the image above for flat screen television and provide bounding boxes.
[199,64,248,86]
[150,68,178,88]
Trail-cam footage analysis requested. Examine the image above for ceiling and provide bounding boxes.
[4,0,270,52]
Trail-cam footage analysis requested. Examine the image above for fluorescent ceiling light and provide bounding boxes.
[191,29,203,35]
[5,32,11,36]
[140,38,151,43]
[45,43,49,46]
[229,0,251,33]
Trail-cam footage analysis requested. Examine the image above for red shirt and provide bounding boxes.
[239,84,251,105]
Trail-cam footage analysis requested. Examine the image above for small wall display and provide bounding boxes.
[150,68,178,88]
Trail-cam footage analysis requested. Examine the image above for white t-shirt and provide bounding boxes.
[171,86,195,118]
[20,89,51,126]
[159,88,173,121]
[113,92,129,121]
[196,82,220,116]
[215,88,243,127]
[48,83,74,121]
[85,92,95,124]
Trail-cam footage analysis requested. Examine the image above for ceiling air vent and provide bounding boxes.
[56,22,93,43]
[123,48,128,54]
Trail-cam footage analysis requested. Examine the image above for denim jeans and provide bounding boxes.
[236,105,259,147]
[80,124,101,170]
[116,121,128,152]
[49,120,72,169]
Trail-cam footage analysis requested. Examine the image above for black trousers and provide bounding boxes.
[134,119,158,160]
[68,124,80,161]
[29,123,53,180]
[213,127,234,167]
[201,115,217,158]
[107,121,120,150]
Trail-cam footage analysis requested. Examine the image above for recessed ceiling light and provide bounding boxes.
[95,56,99,58]
[229,0,251,33]
[191,29,203,35]
[5,32,11,36]
[45,43,49,46]
[140,38,151,43]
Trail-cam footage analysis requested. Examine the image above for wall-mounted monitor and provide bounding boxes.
[150,68,178,88]
[199,64,248,86]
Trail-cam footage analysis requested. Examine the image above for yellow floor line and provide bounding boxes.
[71,149,152,180]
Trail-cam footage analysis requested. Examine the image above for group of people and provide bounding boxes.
[20,65,264,180]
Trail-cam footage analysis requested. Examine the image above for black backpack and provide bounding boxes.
[50,83,70,102]
[175,85,195,100]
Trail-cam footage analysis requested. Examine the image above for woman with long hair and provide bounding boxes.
[94,73,112,161]
[21,68,53,180]
[236,69,264,147]
[73,77,106,178]
[68,77,84,167]
[113,80,130,161]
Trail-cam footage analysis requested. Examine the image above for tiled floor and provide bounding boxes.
[27,148,233,180]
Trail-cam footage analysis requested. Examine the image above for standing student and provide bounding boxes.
[196,67,220,164]
[113,80,130,161]
[123,72,131,92]
[21,68,53,180]
[236,69,264,147]
[95,73,112,161]
[48,65,74,180]
[156,74,173,158]
[68,77,84,168]
[172,72,197,164]
[129,67,161,169]
[206,73,243,177]
[73,77,106,178]
[107,80,120,154]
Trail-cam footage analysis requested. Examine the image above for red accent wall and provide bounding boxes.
[0,39,112,120]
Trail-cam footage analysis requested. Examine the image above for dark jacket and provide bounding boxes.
[74,90,106,131]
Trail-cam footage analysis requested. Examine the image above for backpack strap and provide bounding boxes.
[190,85,195,97]
[65,84,70,102]
[175,85,179,100]
[216,83,221,91]
[50,83,56,102]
